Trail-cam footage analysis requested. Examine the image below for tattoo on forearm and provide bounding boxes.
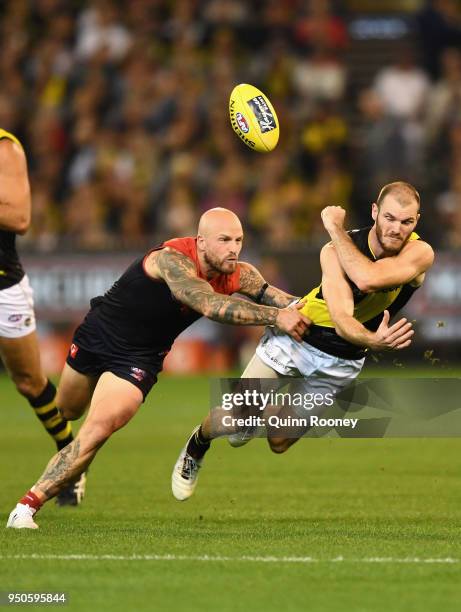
[206,295,278,325]
[238,264,294,308]
[259,287,295,308]
[179,284,279,325]
[156,250,280,325]
[36,440,81,496]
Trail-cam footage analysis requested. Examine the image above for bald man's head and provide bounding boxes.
[198,208,242,237]
[197,208,243,276]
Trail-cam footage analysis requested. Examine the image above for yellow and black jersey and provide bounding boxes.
[300,226,421,359]
[0,128,26,290]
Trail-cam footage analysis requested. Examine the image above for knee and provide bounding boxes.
[268,438,290,454]
[78,403,138,450]
[13,373,46,399]
[82,411,131,445]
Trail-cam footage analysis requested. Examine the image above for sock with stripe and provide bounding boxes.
[28,380,73,451]
[186,426,211,460]
[19,490,43,513]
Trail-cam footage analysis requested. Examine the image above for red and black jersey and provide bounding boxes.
[73,237,241,367]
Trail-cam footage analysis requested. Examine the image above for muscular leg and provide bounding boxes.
[56,363,98,421]
[0,332,47,398]
[31,372,143,502]
[0,332,73,449]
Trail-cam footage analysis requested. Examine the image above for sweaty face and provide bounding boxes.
[203,230,243,274]
[374,196,419,255]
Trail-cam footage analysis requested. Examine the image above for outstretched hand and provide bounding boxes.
[371,310,414,351]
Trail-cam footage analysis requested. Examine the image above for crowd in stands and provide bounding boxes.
[1,0,461,251]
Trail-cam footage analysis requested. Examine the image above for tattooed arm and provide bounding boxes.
[155,248,278,325]
[237,262,299,308]
[154,248,309,339]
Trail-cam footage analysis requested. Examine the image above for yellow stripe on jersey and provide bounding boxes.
[0,128,22,148]
[300,230,420,328]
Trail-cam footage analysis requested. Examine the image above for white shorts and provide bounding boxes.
[256,326,365,398]
[0,275,36,339]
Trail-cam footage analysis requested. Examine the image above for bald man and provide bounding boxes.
[7,208,310,528]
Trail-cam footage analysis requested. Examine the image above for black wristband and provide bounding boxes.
[255,282,269,304]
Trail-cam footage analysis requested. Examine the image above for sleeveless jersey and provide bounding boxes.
[78,237,241,365]
[0,129,25,290]
[300,226,421,359]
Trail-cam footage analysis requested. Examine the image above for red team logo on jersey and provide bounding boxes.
[70,343,79,359]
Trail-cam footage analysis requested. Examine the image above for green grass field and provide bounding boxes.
[1,370,461,611]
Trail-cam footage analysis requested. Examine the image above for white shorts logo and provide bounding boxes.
[0,276,36,339]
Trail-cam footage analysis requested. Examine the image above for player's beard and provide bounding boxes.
[204,251,237,275]
[375,217,410,255]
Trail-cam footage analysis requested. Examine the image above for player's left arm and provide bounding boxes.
[321,206,434,292]
[0,139,31,235]
[237,262,299,308]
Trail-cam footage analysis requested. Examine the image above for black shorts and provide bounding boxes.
[66,336,159,401]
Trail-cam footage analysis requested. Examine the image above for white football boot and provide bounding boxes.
[6,503,39,529]
[171,427,203,501]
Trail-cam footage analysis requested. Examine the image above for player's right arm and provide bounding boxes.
[320,244,414,351]
[0,139,31,234]
[154,248,310,341]
[321,206,434,291]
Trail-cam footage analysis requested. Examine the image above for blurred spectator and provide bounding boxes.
[292,45,347,110]
[63,182,109,249]
[21,183,60,252]
[298,104,348,177]
[373,50,430,184]
[354,88,407,220]
[417,0,461,78]
[435,167,461,249]
[203,0,249,26]
[200,154,248,219]
[426,48,461,144]
[293,0,348,52]
[303,153,352,241]
[75,1,132,62]
[374,48,429,120]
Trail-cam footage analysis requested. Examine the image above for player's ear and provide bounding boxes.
[197,234,205,251]
[371,203,378,221]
